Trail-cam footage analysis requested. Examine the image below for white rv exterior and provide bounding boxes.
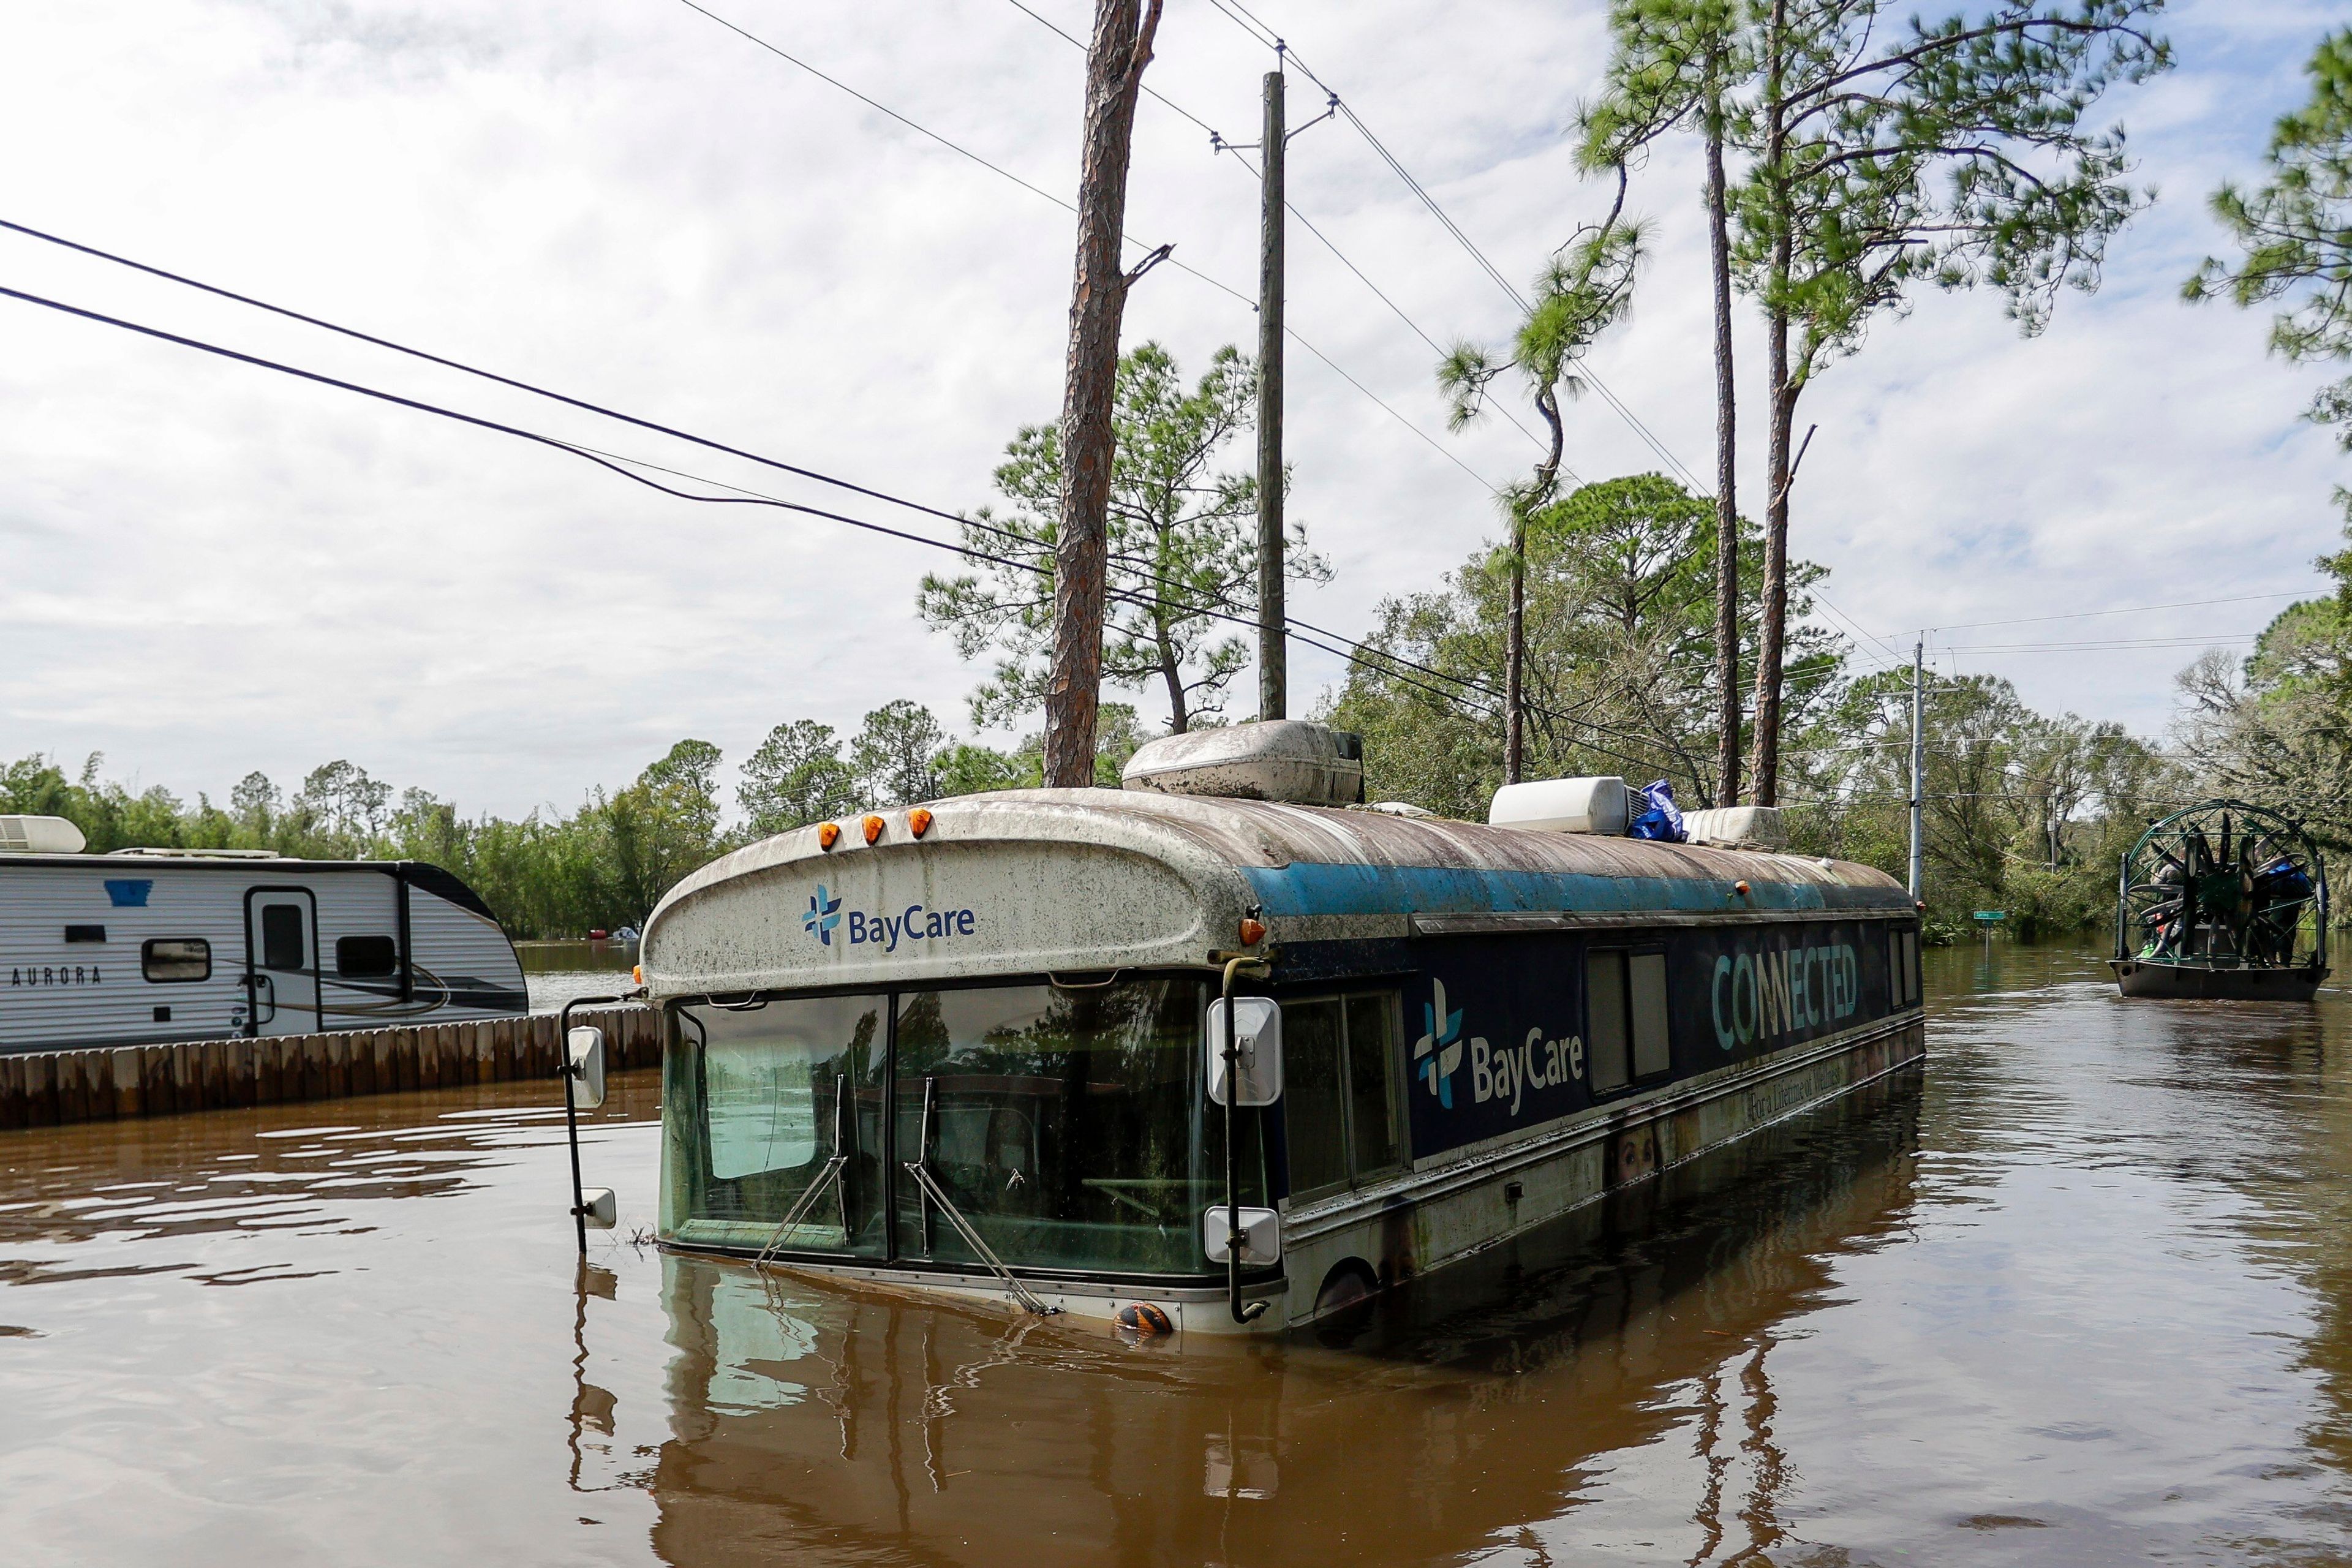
[0,843,528,1054]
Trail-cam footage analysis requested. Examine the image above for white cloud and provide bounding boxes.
[0,0,2339,816]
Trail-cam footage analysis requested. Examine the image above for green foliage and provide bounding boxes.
[1789,670,2178,933]
[850,700,948,806]
[1438,219,1648,514]
[2176,493,2352,858]
[2188,27,2352,447]
[1736,0,2171,387]
[0,699,1068,938]
[737,721,859,839]
[1324,475,1834,815]
[919,342,1325,734]
[1581,0,1744,162]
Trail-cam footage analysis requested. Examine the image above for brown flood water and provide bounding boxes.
[4,943,2350,1565]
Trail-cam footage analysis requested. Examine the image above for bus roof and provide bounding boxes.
[641,788,1912,1001]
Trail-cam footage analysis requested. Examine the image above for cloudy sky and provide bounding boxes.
[0,0,2343,820]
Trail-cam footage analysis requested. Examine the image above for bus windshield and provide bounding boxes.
[662,975,1262,1276]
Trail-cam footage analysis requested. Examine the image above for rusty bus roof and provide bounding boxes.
[641,789,1911,998]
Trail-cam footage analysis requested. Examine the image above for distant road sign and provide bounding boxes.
[1973,911,2007,922]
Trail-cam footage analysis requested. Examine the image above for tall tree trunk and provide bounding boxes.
[1705,94,1741,810]
[1505,505,1526,785]
[1753,306,1792,807]
[1043,0,1165,788]
[1508,382,1567,785]
[1750,1,1790,809]
[1157,615,1189,734]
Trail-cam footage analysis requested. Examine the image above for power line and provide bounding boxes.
[995,0,1544,479]
[2,215,1518,715]
[677,0,1505,496]
[1926,591,2309,633]
[1,277,1632,767]
[674,0,1254,306]
[1195,0,1738,508]
[1001,0,1221,140]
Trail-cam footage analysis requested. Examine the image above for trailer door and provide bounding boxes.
[245,888,324,1036]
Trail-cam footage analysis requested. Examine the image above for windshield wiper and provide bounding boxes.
[905,1076,1060,1317]
[754,1074,851,1267]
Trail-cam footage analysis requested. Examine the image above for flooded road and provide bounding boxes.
[5,942,2350,1565]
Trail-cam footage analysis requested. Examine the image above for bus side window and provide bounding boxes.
[1343,993,1403,1175]
[1629,952,1671,1078]
[1281,998,1350,1197]
[1586,951,1630,1094]
[1277,992,1405,1199]
[1890,927,1920,1006]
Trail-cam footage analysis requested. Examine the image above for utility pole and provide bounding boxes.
[1908,639,1926,902]
[1256,62,1286,722]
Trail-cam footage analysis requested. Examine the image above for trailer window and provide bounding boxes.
[336,936,399,978]
[142,938,211,983]
[259,905,306,971]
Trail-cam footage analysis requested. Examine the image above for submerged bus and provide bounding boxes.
[636,722,1924,1334]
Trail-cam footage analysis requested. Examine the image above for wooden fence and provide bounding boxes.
[0,1006,661,1130]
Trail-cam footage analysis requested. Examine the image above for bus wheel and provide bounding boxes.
[1314,1259,1379,1315]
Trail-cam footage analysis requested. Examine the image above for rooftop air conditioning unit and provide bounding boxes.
[1121,720,1365,806]
[0,815,88,854]
[1488,777,1629,835]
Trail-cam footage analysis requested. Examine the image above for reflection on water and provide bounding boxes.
[518,938,641,1014]
[4,945,2352,1565]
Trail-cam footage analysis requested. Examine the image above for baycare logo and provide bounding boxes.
[805,884,978,953]
[1414,979,1468,1107]
[804,886,843,946]
[1416,977,1588,1118]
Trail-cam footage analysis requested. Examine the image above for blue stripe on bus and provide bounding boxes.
[1240,861,1896,919]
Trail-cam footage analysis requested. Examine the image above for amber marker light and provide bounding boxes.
[908,807,934,838]
[862,814,885,845]
[631,963,644,987]
[1240,917,1267,946]
[1733,880,1752,897]
[816,822,841,850]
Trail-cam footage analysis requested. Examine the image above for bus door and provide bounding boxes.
[244,888,324,1036]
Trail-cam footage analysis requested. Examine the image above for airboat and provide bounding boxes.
[2110,801,2329,1001]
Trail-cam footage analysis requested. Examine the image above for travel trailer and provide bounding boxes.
[0,815,528,1053]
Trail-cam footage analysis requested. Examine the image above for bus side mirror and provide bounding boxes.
[576,1186,617,1229]
[567,1026,608,1110]
[1207,997,1281,1106]
[1202,1205,1280,1264]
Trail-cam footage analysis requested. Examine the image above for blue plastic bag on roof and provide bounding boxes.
[1627,778,1687,843]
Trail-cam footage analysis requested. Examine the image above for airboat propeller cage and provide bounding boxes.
[2114,799,2329,984]
[1120,720,1365,806]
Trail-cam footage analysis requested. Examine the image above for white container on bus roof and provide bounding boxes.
[1488,777,1630,835]
[1121,720,1364,806]
[1683,805,1786,850]
[0,815,88,854]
